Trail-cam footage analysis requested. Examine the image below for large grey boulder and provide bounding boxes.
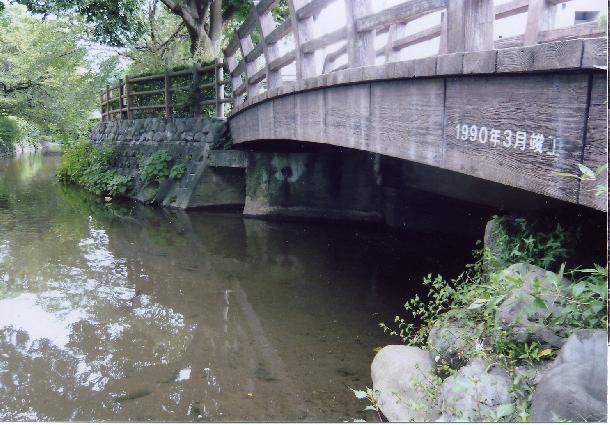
[531,330,607,422]
[440,358,512,421]
[428,315,483,370]
[495,263,570,347]
[371,345,440,422]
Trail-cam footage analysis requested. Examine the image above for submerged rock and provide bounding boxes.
[531,330,607,422]
[495,263,570,347]
[371,345,440,422]
[439,357,512,421]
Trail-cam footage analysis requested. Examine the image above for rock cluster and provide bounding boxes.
[495,263,571,348]
[370,219,607,422]
[439,358,512,421]
[89,117,228,147]
[531,330,607,422]
[371,346,440,422]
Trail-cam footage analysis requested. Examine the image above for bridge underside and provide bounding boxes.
[230,62,607,212]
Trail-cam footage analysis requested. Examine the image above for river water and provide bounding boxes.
[0,153,477,421]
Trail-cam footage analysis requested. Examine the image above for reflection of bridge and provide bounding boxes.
[224,0,607,211]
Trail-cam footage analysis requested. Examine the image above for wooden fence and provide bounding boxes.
[100,60,232,121]
[224,0,606,107]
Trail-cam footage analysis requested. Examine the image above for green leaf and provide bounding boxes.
[577,164,596,179]
[571,282,586,297]
[553,172,581,179]
[496,403,514,418]
[533,296,547,309]
[468,299,487,309]
[538,348,553,358]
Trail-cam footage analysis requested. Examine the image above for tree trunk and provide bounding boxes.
[160,0,225,61]
[188,24,222,61]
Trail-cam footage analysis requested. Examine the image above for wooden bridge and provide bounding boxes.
[100,0,608,211]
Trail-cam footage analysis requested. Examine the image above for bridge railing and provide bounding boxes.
[100,61,232,122]
[224,0,606,108]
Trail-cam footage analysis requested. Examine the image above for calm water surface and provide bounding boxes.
[0,153,476,421]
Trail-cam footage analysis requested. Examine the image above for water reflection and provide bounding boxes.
[0,153,476,421]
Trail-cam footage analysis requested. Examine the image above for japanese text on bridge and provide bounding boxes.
[456,124,559,157]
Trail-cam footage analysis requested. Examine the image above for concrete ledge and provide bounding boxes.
[463,50,497,74]
[582,37,607,68]
[208,150,248,168]
[437,53,464,76]
[497,39,583,73]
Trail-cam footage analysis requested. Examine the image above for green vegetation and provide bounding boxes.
[0,116,21,150]
[555,163,609,198]
[57,141,133,197]
[140,150,172,183]
[365,216,607,421]
[14,0,288,66]
[169,163,187,180]
[0,4,118,147]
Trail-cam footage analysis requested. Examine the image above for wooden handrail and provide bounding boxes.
[99,62,231,122]
[219,0,602,112]
[99,0,603,121]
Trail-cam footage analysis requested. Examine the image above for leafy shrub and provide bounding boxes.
[106,173,134,197]
[382,217,575,349]
[140,150,172,183]
[57,140,132,197]
[0,116,21,148]
[485,217,569,271]
[169,164,187,180]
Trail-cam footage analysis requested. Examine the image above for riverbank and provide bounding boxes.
[364,216,608,422]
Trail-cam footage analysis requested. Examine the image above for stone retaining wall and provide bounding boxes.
[90,117,229,147]
[89,117,247,210]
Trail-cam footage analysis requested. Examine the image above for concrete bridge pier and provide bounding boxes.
[238,146,577,235]
[243,149,384,223]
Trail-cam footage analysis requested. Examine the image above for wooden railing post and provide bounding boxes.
[446,0,494,53]
[105,84,111,121]
[239,35,262,98]
[439,11,448,54]
[215,59,226,118]
[124,77,133,120]
[100,91,105,122]
[118,79,124,120]
[191,64,202,117]
[385,23,407,63]
[226,54,245,106]
[164,71,172,119]
[257,9,283,89]
[288,0,317,79]
[524,0,545,45]
[345,0,375,67]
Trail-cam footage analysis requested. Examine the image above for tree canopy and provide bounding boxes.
[0,5,118,143]
[13,0,258,60]
[12,0,145,47]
